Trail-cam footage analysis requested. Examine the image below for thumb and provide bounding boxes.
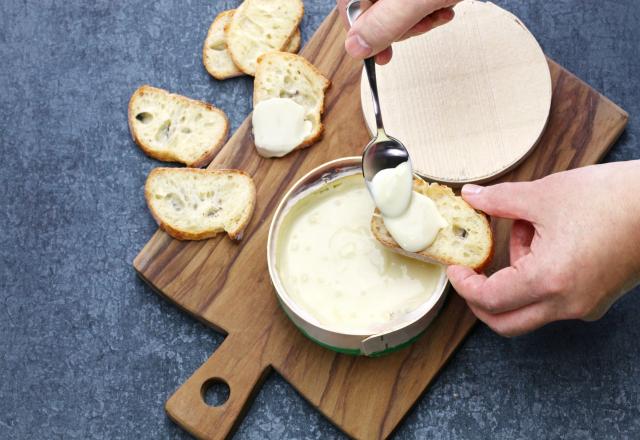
[345,0,459,58]
[461,182,538,220]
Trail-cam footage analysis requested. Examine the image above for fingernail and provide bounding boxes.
[462,184,484,196]
[345,33,372,58]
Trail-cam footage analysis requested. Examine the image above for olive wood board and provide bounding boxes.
[133,8,628,440]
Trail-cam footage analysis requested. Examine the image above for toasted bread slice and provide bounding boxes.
[286,27,302,53]
[203,10,302,80]
[371,179,494,271]
[128,86,229,168]
[203,10,241,80]
[145,168,256,241]
[226,0,304,75]
[253,52,331,151]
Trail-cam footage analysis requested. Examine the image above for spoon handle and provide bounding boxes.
[364,57,385,132]
[346,0,385,133]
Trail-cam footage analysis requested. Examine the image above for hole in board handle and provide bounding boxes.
[201,378,230,407]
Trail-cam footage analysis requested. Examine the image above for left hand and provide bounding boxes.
[446,161,640,337]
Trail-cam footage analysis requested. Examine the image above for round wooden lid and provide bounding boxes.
[360,0,552,185]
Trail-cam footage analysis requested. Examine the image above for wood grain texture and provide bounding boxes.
[133,8,628,440]
[360,0,553,185]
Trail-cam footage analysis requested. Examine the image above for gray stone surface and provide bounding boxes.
[0,0,638,438]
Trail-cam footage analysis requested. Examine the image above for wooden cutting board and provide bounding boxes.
[133,9,628,440]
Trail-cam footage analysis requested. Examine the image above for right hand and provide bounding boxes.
[337,0,460,64]
[446,161,640,337]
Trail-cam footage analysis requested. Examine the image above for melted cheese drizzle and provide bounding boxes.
[276,175,443,334]
[382,192,449,252]
[370,161,413,217]
[371,162,448,253]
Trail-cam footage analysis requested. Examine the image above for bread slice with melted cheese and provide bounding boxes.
[226,0,304,75]
[128,86,228,167]
[253,52,330,150]
[203,9,302,80]
[145,167,256,241]
[371,179,494,271]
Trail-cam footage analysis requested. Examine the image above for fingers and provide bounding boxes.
[450,262,556,336]
[510,220,534,264]
[374,46,393,65]
[467,302,556,337]
[397,8,455,41]
[447,255,540,314]
[461,182,539,221]
[338,0,375,30]
[337,0,351,28]
[345,0,460,59]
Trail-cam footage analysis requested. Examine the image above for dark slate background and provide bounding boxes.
[1,0,639,438]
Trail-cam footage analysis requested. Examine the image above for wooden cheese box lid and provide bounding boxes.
[361,0,553,184]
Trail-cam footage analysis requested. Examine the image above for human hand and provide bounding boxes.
[447,161,640,337]
[337,0,460,64]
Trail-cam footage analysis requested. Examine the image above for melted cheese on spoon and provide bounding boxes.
[371,162,448,253]
[370,161,413,217]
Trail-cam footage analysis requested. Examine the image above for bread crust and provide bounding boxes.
[371,179,494,272]
[128,85,229,167]
[203,10,303,80]
[202,10,244,80]
[144,167,256,241]
[286,28,302,53]
[253,52,331,152]
[225,0,304,75]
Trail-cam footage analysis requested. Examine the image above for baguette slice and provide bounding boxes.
[371,179,494,271]
[253,52,331,150]
[203,10,302,80]
[128,86,228,167]
[145,168,256,241]
[286,28,302,54]
[226,0,304,75]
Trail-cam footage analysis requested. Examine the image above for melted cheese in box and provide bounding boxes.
[276,174,443,334]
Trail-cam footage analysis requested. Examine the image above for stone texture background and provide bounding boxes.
[1,0,639,438]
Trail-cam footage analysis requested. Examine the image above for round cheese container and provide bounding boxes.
[267,157,449,356]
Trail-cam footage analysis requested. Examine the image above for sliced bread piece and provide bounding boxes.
[203,10,242,80]
[226,0,304,75]
[145,168,256,240]
[253,52,331,150]
[128,86,229,167]
[371,179,494,271]
[203,9,302,80]
[286,28,302,54]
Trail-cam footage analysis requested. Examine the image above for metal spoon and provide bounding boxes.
[346,0,413,194]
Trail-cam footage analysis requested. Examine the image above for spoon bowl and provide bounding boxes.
[362,133,411,183]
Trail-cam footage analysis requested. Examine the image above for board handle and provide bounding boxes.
[165,335,268,440]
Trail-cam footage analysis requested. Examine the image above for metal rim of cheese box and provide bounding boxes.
[267,156,450,356]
